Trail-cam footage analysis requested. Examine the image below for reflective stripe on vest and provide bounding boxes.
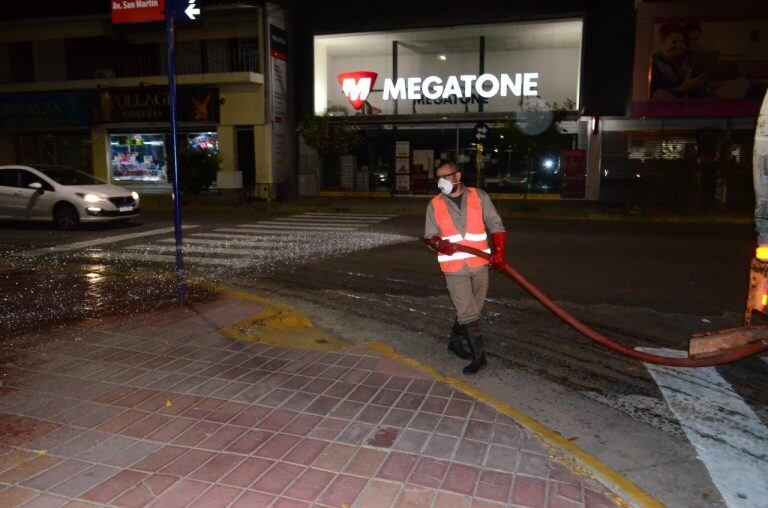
[431,187,490,272]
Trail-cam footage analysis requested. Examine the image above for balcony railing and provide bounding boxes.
[65,48,260,81]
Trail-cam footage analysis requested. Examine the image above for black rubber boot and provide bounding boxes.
[463,320,487,374]
[447,320,470,359]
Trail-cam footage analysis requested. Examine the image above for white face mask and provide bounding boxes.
[437,177,455,195]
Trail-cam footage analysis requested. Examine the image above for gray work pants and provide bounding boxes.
[444,266,489,325]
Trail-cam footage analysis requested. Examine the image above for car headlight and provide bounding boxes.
[77,193,107,203]
[131,191,140,204]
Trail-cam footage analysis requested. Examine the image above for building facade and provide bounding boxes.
[595,0,768,208]
[296,0,768,207]
[295,0,635,200]
[0,0,293,200]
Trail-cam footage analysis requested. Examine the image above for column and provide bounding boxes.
[585,123,602,201]
[215,125,243,194]
[91,127,109,181]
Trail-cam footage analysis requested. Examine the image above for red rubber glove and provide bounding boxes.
[430,235,458,255]
[489,232,506,270]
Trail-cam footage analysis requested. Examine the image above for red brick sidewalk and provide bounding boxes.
[0,295,618,507]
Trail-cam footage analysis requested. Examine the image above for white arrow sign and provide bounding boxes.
[185,1,200,20]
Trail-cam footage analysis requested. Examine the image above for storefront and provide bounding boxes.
[95,87,221,194]
[0,88,221,195]
[0,92,93,170]
[607,2,768,207]
[307,19,589,197]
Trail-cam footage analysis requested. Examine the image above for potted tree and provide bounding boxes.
[297,105,363,193]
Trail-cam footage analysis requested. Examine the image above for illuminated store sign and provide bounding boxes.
[338,71,539,110]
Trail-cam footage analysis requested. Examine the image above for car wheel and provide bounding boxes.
[54,204,80,231]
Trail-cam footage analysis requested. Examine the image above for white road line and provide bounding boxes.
[159,238,285,248]
[19,225,199,256]
[193,232,294,240]
[270,219,382,227]
[276,215,389,222]
[125,244,266,256]
[110,252,252,267]
[213,228,336,235]
[244,222,360,229]
[299,213,396,218]
[233,224,359,231]
[640,347,768,508]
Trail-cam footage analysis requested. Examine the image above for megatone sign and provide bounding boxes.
[338,71,539,110]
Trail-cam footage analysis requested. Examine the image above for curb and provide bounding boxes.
[201,282,664,508]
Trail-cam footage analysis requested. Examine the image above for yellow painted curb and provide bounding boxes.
[197,282,350,352]
[364,342,663,508]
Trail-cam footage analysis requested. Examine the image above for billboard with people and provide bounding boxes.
[634,16,768,116]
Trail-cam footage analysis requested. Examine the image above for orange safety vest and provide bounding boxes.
[431,187,491,272]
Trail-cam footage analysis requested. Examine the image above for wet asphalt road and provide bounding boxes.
[1,211,763,411]
[1,210,767,507]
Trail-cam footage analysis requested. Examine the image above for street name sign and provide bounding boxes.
[111,0,165,24]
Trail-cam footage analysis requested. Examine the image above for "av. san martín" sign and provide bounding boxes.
[338,71,539,110]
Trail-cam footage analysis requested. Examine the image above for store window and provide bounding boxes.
[185,132,219,152]
[314,20,582,117]
[110,134,168,184]
[109,132,219,186]
[15,134,92,171]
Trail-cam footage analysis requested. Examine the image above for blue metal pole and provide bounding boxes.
[166,5,185,303]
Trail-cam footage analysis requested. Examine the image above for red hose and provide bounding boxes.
[428,240,768,367]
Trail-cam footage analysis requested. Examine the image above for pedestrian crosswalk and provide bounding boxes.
[583,348,768,508]
[98,213,404,269]
[638,348,768,508]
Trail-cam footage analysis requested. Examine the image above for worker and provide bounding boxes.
[425,161,506,374]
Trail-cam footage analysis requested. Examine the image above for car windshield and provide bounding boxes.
[36,166,104,186]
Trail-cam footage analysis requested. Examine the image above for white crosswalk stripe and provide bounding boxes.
[638,348,768,508]
[188,232,296,240]
[233,224,360,230]
[270,217,386,224]
[125,244,270,256]
[102,212,400,268]
[97,252,254,267]
[159,237,285,248]
[19,225,200,257]
[300,212,397,218]
[213,228,341,235]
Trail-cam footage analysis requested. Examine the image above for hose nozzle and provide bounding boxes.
[423,237,441,251]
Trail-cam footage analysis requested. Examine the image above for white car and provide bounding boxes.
[0,165,140,230]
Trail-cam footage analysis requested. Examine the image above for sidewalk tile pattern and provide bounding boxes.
[0,297,617,507]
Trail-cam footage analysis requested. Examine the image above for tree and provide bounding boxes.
[296,106,364,187]
[168,146,222,194]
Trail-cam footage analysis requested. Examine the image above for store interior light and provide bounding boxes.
[438,55,447,61]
